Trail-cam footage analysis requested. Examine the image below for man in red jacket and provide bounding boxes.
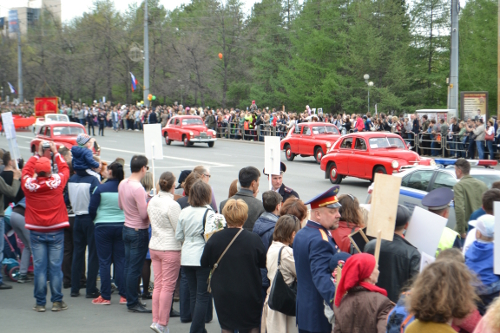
[22,142,70,312]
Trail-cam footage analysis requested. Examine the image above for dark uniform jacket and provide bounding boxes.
[278,183,299,203]
[293,220,338,333]
[364,234,420,303]
[219,188,265,231]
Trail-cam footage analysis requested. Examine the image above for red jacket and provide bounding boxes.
[331,221,361,253]
[355,118,365,132]
[22,153,70,232]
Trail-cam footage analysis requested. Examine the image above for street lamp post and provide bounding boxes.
[364,74,374,114]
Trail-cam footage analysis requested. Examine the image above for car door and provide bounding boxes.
[399,170,435,213]
[336,137,354,174]
[289,125,302,154]
[170,118,180,141]
[350,137,369,178]
[299,125,313,155]
[429,170,458,230]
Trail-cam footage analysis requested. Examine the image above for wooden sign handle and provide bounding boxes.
[374,230,382,265]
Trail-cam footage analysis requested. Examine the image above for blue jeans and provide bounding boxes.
[123,226,149,308]
[95,224,126,300]
[30,230,64,305]
[476,141,485,159]
[180,267,213,323]
[431,140,440,156]
[183,266,211,333]
[112,120,118,131]
[71,215,99,295]
[486,140,494,160]
[0,217,4,285]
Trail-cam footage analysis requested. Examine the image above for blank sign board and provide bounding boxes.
[264,136,281,176]
[494,202,500,275]
[366,173,401,241]
[143,124,163,160]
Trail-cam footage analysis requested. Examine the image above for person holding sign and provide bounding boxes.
[263,162,299,203]
[293,186,341,333]
[364,205,421,303]
[421,188,461,253]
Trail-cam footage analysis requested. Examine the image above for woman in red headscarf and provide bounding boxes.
[333,253,393,333]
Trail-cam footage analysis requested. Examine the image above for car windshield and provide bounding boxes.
[312,126,339,135]
[46,115,68,122]
[472,174,500,188]
[182,118,203,125]
[52,126,84,136]
[368,137,406,149]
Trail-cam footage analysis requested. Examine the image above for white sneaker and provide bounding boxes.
[150,323,167,333]
[150,323,160,333]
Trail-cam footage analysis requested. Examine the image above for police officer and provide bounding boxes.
[263,162,299,202]
[293,186,340,333]
[421,187,461,252]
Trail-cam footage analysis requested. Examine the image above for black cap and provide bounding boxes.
[263,162,287,176]
[176,170,192,189]
[395,204,411,227]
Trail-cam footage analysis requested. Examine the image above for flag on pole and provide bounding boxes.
[130,72,138,92]
[7,82,16,94]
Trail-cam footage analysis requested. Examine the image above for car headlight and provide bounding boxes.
[391,160,399,169]
[189,131,194,136]
[430,159,436,166]
[326,142,331,148]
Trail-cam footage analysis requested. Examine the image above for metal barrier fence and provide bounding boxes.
[215,122,289,141]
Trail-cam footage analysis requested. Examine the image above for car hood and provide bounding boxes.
[183,125,209,133]
[370,149,421,161]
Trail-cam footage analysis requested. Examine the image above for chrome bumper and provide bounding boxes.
[189,138,217,143]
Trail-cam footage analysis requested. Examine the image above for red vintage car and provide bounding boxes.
[320,132,435,184]
[162,116,216,147]
[30,122,100,155]
[280,122,341,163]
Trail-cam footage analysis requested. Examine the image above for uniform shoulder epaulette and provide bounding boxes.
[318,229,329,242]
[284,186,293,193]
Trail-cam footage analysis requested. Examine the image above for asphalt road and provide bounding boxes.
[0,128,371,333]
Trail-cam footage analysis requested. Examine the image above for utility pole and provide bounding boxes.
[449,0,459,118]
[143,0,150,107]
[498,0,500,118]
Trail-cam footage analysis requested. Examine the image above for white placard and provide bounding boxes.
[419,252,436,272]
[494,202,500,274]
[1,112,16,139]
[264,136,280,176]
[405,206,447,256]
[143,124,163,160]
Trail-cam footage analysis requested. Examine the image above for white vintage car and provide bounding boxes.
[33,113,70,134]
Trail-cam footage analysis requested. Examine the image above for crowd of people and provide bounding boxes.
[0,129,499,333]
[2,98,499,161]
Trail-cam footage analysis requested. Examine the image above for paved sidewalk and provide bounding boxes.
[0,278,220,333]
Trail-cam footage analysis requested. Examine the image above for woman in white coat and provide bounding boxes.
[263,215,301,333]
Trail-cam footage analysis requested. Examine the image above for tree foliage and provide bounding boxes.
[0,0,495,114]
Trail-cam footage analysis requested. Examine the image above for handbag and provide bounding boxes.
[268,246,297,317]
[485,131,494,141]
[207,229,243,293]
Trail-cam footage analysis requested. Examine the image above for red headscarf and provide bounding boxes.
[334,253,388,307]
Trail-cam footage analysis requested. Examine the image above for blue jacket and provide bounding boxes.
[89,179,125,224]
[252,212,279,287]
[469,207,485,223]
[293,220,338,333]
[71,146,99,171]
[68,170,100,216]
[465,241,500,286]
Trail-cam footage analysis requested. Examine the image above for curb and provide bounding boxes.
[217,138,265,145]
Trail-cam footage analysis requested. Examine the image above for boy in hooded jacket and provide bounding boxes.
[71,133,100,181]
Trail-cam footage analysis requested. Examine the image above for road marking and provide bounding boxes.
[100,147,232,167]
[16,134,232,167]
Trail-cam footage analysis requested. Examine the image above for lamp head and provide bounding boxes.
[363,74,370,80]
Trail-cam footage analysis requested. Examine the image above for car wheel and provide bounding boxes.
[183,136,189,147]
[373,166,387,180]
[314,147,324,163]
[164,133,171,145]
[208,142,214,148]
[285,145,295,161]
[328,162,342,184]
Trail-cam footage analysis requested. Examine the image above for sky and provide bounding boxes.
[0,0,261,22]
